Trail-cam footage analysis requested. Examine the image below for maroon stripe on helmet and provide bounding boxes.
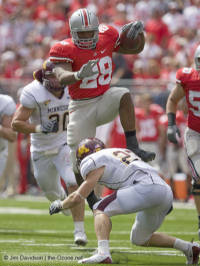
[97,191,117,211]
[82,9,89,27]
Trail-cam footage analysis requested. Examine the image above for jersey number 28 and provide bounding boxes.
[80,56,112,89]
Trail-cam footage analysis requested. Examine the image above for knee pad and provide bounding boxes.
[191,183,200,195]
[130,230,147,246]
[62,168,77,187]
[45,191,60,202]
[45,188,66,202]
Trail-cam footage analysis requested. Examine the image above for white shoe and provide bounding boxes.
[184,242,200,265]
[78,253,112,264]
[74,231,88,246]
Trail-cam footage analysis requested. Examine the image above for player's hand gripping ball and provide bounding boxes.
[120,21,144,50]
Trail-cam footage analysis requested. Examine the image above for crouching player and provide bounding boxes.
[49,138,200,264]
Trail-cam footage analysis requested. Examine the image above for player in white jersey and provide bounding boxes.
[12,61,87,246]
[0,94,16,177]
[50,138,200,265]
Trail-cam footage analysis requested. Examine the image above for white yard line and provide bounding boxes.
[0,239,184,257]
[0,207,93,216]
[0,228,197,236]
[0,239,34,243]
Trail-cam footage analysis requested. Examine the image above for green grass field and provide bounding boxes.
[0,196,198,266]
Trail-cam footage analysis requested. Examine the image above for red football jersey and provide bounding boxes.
[49,24,120,99]
[176,67,200,133]
[136,104,164,142]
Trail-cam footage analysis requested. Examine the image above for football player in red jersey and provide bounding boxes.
[166,44,200,239]
[48,9,155,208]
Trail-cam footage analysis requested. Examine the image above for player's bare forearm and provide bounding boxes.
[166,97,177,114]
[166,83,185,114]
[61,180,99,211]
[0,115,17,141]
[53,66,77,85]
[11,105,36,134]
[62,191,83,209]
[12,119,37,134]
[0,126,16,142]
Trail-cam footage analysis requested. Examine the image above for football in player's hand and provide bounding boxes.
[119,31,143,50]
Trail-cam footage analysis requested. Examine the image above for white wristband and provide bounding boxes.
[35,124,42,133]
[74,72,81,80]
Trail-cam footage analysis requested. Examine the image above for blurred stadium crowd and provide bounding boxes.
[0,0,199,200]
[1,0,200,83]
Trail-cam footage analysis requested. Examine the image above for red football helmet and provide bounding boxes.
[76,138,105,166]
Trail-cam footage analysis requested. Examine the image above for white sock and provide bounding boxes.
[174,238,190,253]
[98,240,110,255]
[74,221,84,232]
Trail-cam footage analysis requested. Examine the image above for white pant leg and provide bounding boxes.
[184,127,200,181]
[53,144,77,187]
[93,183,173,245]
[31,151,66,201]
[0,148,8,176]
[67,99,98,172]
[130,184,173,245]
[67,87,129,172]
[96,87,129,126]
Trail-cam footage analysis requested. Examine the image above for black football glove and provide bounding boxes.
[167,125,181,144]
[41,118,58,134]
[49,200,63,215]
[167,112,181,144]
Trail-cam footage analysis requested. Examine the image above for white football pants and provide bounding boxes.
[31,144,77,202]
[93,182,173,245]
[67,87,129,172]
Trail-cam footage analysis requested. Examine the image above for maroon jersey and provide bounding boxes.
[176,67,200,133]
[49,24,120,100]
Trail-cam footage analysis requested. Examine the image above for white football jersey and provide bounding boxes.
[80,148,166,189]
[0,94,16,151]
[20,80,70,152]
